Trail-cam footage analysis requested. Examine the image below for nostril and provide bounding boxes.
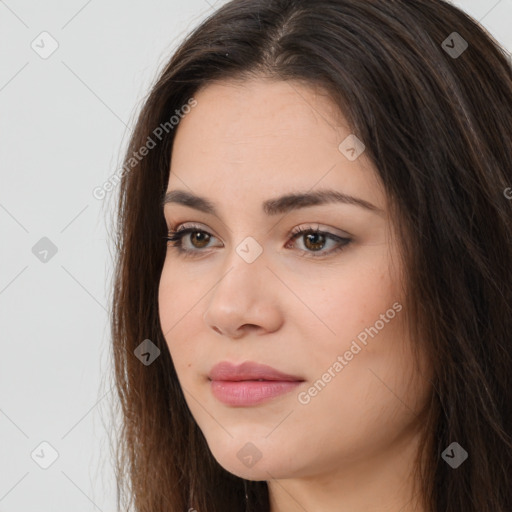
[242,324,260,332]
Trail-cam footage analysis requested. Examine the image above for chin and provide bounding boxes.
[205,437,295,481]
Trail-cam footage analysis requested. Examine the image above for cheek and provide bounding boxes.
[296,248,421,406]
[158,259,205,330]
[299,250,402,351]
[158,265,203,373]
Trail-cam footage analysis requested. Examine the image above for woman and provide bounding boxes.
[109,0,512,510]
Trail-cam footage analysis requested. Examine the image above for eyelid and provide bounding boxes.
[289,222,353,239]
[171,221,221,239]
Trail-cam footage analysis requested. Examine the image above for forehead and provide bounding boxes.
[167,78,382,209]
[172,78,346,156]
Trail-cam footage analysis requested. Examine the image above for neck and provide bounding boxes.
[267,424,426,512]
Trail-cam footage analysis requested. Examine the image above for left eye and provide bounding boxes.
[287,229,349,254]
[165,225,352,258]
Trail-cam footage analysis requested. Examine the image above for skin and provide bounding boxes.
[158,77,432,512]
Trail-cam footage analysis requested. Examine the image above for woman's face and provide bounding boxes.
[158,78,431,483]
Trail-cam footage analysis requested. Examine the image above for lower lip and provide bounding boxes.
[210,380,302,406]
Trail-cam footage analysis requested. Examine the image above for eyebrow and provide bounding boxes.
[161,189,383,216]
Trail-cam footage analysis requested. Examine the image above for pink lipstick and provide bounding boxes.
[208,361,304,406]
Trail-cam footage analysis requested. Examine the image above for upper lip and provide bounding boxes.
[208,361,305,382]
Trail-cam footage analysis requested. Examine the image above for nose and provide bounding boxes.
[202,252,283,339]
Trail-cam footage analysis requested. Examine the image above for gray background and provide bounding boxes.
[0,1,510,511]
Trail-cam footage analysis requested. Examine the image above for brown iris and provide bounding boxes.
[303,232,326,251]
[189,231,210,248]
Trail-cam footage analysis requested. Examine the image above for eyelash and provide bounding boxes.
[164,224,352,259]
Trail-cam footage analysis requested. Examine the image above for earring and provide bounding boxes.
[244,480,249,512]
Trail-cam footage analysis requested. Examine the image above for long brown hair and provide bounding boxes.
[108,1,512,510]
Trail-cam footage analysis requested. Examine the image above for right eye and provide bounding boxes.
[165,224,221,257]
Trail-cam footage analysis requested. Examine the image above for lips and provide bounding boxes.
[208,361,305,406]
[208,361,304,382]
